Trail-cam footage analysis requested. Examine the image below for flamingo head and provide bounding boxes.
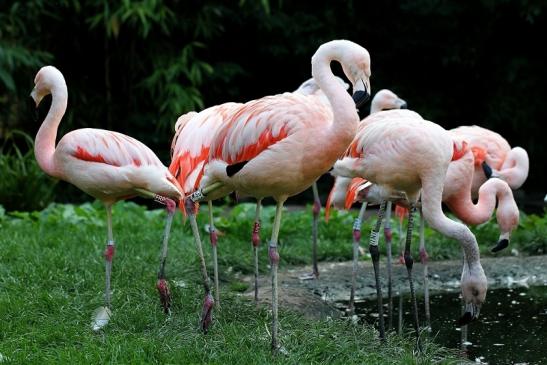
[339,43,371,108]
[371,89,407,112]
[30,66,67,107]
[459,265,487,326]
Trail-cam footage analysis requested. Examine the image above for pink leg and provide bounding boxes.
[311,181,321,278]
[185,197,214,333]
[384,201,394,331]
[153,195,176,314]
[92,204,115,331]
[252,199,262,304]
[348,202,367,314]
[207,201,220,310]
[418,208,431,331]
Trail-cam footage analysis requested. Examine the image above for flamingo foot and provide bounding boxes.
[491,239,509,253]
[156,278,171,314]
[200,293,214,334]
[92,306,111,331]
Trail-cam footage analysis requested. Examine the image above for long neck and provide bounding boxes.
[34,85,67,177]
[311,49,358,150]
[500,146,529,189]
[420,169,482,270]
[370,99,383,114]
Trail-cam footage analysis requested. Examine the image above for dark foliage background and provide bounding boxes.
[1,0,545,211]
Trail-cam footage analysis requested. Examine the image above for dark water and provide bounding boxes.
[345,286,547,365]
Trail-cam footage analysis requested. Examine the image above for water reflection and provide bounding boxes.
[344,286,547,365]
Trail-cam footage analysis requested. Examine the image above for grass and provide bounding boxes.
[0,200,474,364]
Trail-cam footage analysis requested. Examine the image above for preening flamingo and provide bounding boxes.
[450,125,529,197]
[184,39,371,351]
[31,66,183,330]
[168,78,336,308]
[331,109,487,339]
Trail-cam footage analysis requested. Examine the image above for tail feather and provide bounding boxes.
[345,177,367,210]
[394,204,408,224]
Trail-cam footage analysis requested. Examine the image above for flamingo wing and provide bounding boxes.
[62,129,164,168]
[169,103,241,193]
[210,92,331,165]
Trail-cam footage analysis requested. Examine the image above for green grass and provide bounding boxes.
[0,201,470,364]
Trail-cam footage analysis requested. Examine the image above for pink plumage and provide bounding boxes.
[31,65,182,329]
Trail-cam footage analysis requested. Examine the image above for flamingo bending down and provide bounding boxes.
[331,109,487,339]
[31,66,183,329]
[168,78,335,309]
[184,40,371,350]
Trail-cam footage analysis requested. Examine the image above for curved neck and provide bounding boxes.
[370,100,383,114]
[311,48,358,149]
[500,147,529,189]
[34,86,67,177]
[421,171,482,270]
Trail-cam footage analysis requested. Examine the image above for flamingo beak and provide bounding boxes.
[458,303,481,326]
[491,238,509,252]
[352,79,370,108]
[482,161,503,179]
[30,88,41,107]
[398,99,408,109]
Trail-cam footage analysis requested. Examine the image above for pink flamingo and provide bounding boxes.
[182,40,371,350]
[325,90,407,318]
[31,66,183,330]
[303,89,407,281]
[450,125,529,198]
[331,109,487,339]
[168,78,334,308]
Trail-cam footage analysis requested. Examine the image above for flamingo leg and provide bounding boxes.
[369,201,387,340]
[348,202,367,314]
[252,199,263,304]
[269,200,284,352]
[384,201,394,331]
[311,181,321,278]
[135,188,177,313]
[419,208,431,331]
[208,201,220,310]
[185,197,214,333]
[93,203,115,331]
[403,203,420,339]
[397,290,403,334]
[156,203,175,314]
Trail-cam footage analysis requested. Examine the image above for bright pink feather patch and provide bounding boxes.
[73,146,118,166]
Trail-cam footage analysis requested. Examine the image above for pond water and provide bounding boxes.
[343,286,547,365]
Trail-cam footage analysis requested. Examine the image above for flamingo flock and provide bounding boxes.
[31,38,529,352]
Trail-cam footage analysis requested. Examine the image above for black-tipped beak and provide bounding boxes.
[352,89,370,108]
[491,238,509,253]
[482,161,493,179]
[457,311,474,326]
[400,102,407,109]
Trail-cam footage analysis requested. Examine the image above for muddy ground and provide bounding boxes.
[242,255,547,319]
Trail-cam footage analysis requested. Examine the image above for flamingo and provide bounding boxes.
[31,66,183,330]
[331,109,487,339]
[450,125,529,198]
[182,40,371,350]
[302,89,407,281]
[168,77,337,308]
[325,89,407,313]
